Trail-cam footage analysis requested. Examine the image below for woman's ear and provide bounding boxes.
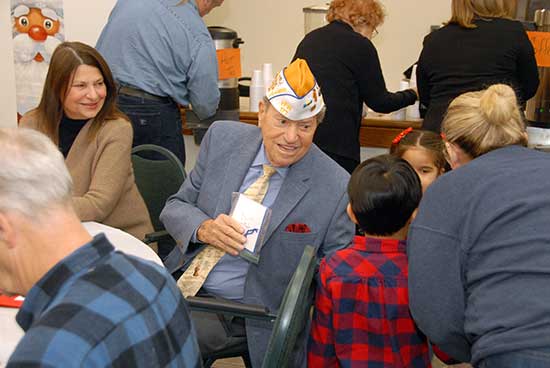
[445,142,471,169]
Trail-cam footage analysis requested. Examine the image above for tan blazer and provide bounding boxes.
[20,113,154,245]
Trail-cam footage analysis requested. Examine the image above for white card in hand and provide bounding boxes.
[230,193,269,252]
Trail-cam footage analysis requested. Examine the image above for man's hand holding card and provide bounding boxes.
[229,193,272,263]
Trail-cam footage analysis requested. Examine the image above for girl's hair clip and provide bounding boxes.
[440,132,447,140]
[392,127,413,144]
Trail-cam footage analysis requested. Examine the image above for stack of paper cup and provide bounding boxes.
[249,69,264,112]
[262,63,274,94]
[393,79,409,120]
[406,64,421,119]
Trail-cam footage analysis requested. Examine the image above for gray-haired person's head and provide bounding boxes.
[0,128,73,221]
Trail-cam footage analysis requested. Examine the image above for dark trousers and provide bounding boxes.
[190,290,249,365]
[117,93,186,166]
[191,310,248,357]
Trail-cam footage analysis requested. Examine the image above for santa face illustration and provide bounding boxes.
[12,3,64,117]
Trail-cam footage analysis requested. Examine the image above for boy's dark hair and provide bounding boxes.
[348,154,422,236]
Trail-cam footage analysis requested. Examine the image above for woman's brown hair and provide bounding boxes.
[33,41,126,143]
[442,84,527,159]
[327,0,385,29]
[449,0,516,28]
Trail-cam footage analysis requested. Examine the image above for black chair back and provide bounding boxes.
[131,144,186,258]
[262,245,316,368]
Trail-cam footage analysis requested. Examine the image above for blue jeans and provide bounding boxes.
[478,348,550,368]
[117,93,185,166]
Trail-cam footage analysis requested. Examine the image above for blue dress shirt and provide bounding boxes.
[96,0,220,119]
[202,144,288,300]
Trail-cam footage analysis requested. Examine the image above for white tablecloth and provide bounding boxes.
[82,222,162,266]
[0,307,19,367]
[0,222,163,367]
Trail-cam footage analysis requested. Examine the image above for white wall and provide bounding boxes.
[62,1,114,45]
[374,1,451,89]
[0,0,451,126]
[1,0,17,128]
[205,0,452,90]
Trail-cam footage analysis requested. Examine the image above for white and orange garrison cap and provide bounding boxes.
[265,58,324,121]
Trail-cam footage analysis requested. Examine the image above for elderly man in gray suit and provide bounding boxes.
[161,59,354,367]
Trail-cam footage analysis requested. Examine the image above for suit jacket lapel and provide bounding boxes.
[214,126,263,215]
[263,149,313,243]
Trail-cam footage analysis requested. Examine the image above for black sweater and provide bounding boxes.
[59,115,88,157]
[293,21,417,162]
[417,18,539,132]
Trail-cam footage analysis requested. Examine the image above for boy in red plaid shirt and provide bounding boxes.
[308,154,431,367]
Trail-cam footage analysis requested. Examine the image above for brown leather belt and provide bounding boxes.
[118,85,173,103]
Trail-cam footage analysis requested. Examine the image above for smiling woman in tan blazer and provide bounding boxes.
[20,41,153,246]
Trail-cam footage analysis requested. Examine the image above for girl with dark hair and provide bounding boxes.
[390,128,447,192]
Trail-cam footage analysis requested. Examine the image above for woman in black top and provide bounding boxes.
[417,0,539,132]
[293,0,417,173]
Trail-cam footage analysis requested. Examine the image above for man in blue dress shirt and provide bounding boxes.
[0,127,201,368]
[97,0,224,165]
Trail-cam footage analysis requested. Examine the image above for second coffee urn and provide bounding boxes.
[190,26,243,144]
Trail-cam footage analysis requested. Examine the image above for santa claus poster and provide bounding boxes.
[11,0,65,119]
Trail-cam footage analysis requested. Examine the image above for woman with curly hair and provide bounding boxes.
[293,0,418,174]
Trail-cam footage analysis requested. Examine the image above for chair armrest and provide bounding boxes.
[144,230,172,244]
[186,296,277,321]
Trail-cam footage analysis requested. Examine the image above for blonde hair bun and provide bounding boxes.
[479,84,519,127]
[442,83,527,158]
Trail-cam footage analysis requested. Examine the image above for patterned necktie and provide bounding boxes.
[178,164,277,297]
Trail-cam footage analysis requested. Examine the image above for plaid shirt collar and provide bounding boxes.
[351,235,407,254]
[16,234,113,331]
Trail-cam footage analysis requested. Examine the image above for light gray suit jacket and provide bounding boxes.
[160,121,354,367]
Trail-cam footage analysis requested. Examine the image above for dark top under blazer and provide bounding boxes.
[293,21,417,162]
[417,17,539,132]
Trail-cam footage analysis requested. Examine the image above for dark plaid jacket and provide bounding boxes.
[8,234,201,367]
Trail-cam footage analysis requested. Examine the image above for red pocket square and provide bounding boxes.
[285,223,311,233]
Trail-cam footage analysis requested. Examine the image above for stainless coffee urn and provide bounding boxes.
[209,26,243,119]
[303,3,329,34]
[190,26,243,144]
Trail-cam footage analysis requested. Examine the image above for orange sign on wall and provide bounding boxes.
[216,48,242,80]
[527,31,550,68]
